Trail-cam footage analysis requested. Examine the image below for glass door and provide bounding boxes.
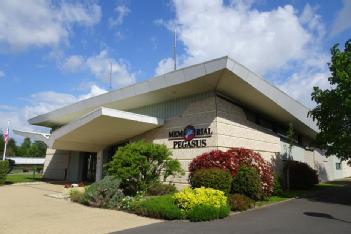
[81,152,97,182]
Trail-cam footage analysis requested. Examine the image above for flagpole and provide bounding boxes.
[2,138,7,160]
[2,120,9,161]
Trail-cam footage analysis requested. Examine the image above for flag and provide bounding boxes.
[3,128,8,144]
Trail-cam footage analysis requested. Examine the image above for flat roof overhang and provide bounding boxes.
[29,56,319,139]
[48,107,164,152]
[12,130,50,145]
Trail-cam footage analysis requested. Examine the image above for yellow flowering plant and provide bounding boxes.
[173,187,227,211]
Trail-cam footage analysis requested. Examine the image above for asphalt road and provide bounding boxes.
[114,179,351,234]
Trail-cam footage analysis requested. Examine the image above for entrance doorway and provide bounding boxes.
[81,152,97,182]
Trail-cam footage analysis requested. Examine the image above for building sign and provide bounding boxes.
[168,125,212,149]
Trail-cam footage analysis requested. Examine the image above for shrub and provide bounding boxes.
[0,160,9,184]
[190,168,233,194]
[272,174,283,196]
[121,192,144,211]
[7,159,15,173]
[189,148,274,196]
[81,176,124,208]
[69,189,84,203]
[187,204,230,222]
[173,187,227,211]
[232,166,262,200]
[228,194,255,211]
[146,183,177,196]
[189,150,237,177]
[283,160,319,190]
[132,195,183,220]
[108,141,184,195]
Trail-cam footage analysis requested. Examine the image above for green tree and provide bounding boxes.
[6,139,17,156]
[32,141,47,157]
[309,39,351,162]
[108,141,184,195]
[17,138,31,156]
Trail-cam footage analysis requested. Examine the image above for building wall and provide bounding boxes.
[133,93,351,185]
[42,92,351,184]
[280,141,305,162]
[304,149,315,169]
[132,92,218,187]
[313,150,351,181]
[43,149,70,180]
[215,97,281,163]
[134,94,283,187]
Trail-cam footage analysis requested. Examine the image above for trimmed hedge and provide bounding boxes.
[190,168,233,194]
[132,195,183,220]
[189,148,274,197]
[187,204,230,222]
[174,187,227,211]
[284,160,319,189]
[228,193,255,211]
[132,191,230,222]
[0,160,9,184]
[232,166,262,200]
[146,183,177,196]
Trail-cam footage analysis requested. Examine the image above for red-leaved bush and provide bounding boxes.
[189,148,274,196]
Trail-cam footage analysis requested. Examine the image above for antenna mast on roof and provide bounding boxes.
[109,61,112,90]
[173,28,177,71]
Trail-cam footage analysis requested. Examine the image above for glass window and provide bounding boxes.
[336,162,342,170]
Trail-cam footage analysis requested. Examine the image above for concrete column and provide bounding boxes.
[96,150,103,181]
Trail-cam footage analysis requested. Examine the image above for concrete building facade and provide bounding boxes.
[16,57,351,185]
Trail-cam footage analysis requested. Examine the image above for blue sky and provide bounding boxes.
[0,0,350,142]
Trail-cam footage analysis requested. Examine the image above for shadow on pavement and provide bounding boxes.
[302,179,351,206]
[304,212,351,224]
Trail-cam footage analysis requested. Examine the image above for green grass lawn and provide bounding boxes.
[5,173,43,184]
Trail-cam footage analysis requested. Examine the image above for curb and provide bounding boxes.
[229,197,296,216]
[8,181,46,186]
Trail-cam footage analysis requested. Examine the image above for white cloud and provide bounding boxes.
[155,57,175,75]
[0,0,101,51]
[171,0,314,75]
[0,83,106,142]
[331,0,351,36]
[156,0,329,107]
[78,84,107,100]
[300,4,325,40]
[63,50,136,88]
[277,53,331,107]
[0,70,4,78]
[109,4,130,27]
[58,1,101,26]
[62,55,84,72]
[278,71,330,107]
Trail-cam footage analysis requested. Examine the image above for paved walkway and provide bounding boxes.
[0,182,159,234]
[115,179,351,234]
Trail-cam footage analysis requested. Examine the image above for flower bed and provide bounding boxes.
[68,143,279,222]
[131,187,230,222]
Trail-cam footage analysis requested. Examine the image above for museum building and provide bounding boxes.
[15,56,351,186]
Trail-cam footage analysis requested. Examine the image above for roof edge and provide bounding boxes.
[29,56,229,126]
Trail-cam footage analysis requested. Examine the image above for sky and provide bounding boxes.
[0,0,350,142]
